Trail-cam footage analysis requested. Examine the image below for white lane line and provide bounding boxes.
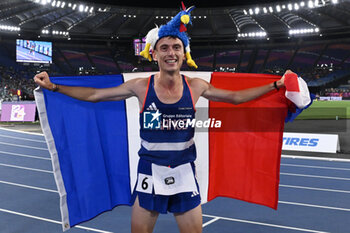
[0,208,113,233]
[202,214,329,233]
[279,201,350,212]
[0,163,53,173]
[280,184,350,194]
[0,141,47,150]
[0,134,46,143]
[0,150,51,160]
[202,217,220,227]
[282,155,350,163]
[0,180,57,193]
[282,163,350,171]
[2,178,350,214]
[281,172,350,181]
[0,127,44,136]
[2,160,350,194]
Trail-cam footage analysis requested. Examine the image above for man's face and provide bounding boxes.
[152,37,186,73]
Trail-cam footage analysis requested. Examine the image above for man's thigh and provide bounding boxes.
[131,196,159,233]
[174,204,202,233]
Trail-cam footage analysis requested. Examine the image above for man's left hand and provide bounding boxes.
[277,69,295,89]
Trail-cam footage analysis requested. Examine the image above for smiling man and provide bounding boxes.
[33,4,288,233]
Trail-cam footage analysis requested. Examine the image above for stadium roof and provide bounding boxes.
[0,0,350,43]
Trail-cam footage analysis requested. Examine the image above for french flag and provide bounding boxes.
[34,71,310,231]
[284,72,311,109]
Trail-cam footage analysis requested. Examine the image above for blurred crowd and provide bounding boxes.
[0,62,349,103]
[319,87,350,98]
[0,66,39,101]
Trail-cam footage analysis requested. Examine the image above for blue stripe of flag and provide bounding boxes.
[44,75,131,227]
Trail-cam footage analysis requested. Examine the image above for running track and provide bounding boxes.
[0,127,349,233]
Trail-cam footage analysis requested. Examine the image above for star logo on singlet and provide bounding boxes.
[150,110,161,123]
[143,109,162,130]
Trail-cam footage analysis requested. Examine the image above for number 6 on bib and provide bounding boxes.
[136,174,153,194]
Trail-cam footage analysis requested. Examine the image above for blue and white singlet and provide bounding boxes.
[139,75,196,166]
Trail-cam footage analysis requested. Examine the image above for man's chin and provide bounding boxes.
[161,65,181,72]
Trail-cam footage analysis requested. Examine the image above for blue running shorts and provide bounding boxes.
[131,158,201,214]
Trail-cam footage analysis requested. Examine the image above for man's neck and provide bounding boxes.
[156,71,182,89]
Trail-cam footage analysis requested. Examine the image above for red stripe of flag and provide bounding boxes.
[208,72,289,209]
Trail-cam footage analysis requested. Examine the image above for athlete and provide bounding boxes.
[34,35,289,233]
[33,4,290,233]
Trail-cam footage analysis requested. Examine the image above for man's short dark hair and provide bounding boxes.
[154,36,186,53]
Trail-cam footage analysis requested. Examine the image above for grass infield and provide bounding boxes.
[296,100,350,119]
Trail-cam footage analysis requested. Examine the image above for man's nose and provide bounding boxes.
[167,47,175,55]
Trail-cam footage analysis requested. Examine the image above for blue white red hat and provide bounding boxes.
[140,2,198,68]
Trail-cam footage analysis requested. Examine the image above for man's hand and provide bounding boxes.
[277,69,295,89]
[33,71,55,90]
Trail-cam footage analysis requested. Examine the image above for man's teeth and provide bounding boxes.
[166,60,176,63]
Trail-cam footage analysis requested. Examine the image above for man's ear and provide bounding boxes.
[152,50,157,61]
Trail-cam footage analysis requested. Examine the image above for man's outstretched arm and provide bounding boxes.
[191,70,291,105]
[34,71,143,103]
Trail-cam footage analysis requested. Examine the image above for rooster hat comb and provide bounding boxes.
[140,2,197,68]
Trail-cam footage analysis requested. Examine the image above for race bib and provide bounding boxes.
[152,163,197,196]
[136,173,153,194]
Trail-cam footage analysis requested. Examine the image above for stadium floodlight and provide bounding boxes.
[56,1,61,7]
[68,3,71,7]
[288,3,293,10]
[255,7,260,15]
[314,0,326,7]
[249,9,253,15]
[52,0,56,7]
[308,0,314,8]
[72,4,76,10]
[294,3,300,10]
[276,5,281,12]
[0,25,20,31]
[61,2,65,8]
[89,7,94,13]
[331,0,338,3]
[300,1,305,7]
[40,0,47,5]
[269,6,273,13]
[238,31,266,38]
[35,0,40,3]
[282,5,286,9]
[289,27,320,35]
[263,7,267,13]
[79,4,84,12]
[84,6,89,12]
[243,9,248,15]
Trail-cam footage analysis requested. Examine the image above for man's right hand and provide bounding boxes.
[34,71,55,91]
